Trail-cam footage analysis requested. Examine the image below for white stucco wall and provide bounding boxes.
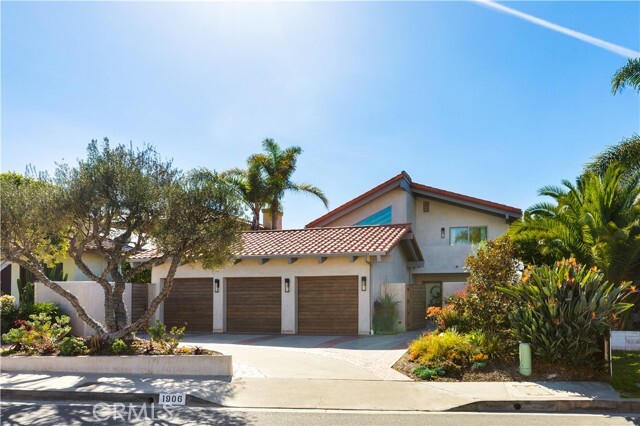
[321,188,413,227]
[151,256,374,335]
[10,263,20,304]
[370,248,411,324]
[62,253,109,281]
[35,281,132,337]
[412,198,511,274]
[379,283,407,332]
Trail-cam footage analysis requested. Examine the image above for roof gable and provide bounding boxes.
[306,171,521,227]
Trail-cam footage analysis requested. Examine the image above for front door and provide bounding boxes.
[424,282,443,308]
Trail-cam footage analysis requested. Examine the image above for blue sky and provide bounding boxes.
[2,1,639,229]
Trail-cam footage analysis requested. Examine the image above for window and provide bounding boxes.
[450,226,487,245]
[356,206,392,226]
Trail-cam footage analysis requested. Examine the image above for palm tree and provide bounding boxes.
[611,57,640,95]
[220,160,269,230]
[585,134,640,181]
[509,165,640,284]
[251,139,329,229]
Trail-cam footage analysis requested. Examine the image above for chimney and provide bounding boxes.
[262,209,283,230]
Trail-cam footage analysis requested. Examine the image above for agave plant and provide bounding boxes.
[498,260,633,367]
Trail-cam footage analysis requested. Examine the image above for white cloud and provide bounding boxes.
[474,0,640,58]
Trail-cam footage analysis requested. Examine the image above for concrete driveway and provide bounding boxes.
[181,331,424,381]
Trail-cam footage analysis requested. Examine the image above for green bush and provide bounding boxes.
[0,295,17,317]
[413,365,445,380]
[17,278,34,309]
[372,292,399,333]
[16,302,61,325]
[146,320,186,354]
[499,259,633,367]
[58,337,88,356]
[427,305,470,333]
[1,313,71,355]
[447,237,520,339]
[466,330,515,361]
[1,295,18,334]
[31,302,61,317]
[110,339,128,355]
[408,330,481,376]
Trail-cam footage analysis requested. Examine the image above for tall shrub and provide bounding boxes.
[447,236,520,338]
[499,259,633,367]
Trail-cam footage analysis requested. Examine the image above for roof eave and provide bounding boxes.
[412,188,522,219]
[238,251,389,260]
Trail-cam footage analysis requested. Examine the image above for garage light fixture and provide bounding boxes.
[361,276,367,292]
[284,278,290,293]
[215,279,220,293]
[441,227,446,238]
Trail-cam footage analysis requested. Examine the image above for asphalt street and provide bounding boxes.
[1,402,639,426]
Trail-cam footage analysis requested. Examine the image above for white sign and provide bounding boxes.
[159,393,186,406]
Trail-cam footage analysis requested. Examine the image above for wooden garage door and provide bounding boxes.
[298,276,358,334]
[164,278,213,332]
[227,277,281,333]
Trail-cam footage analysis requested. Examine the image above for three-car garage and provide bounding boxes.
[160,274,361,334]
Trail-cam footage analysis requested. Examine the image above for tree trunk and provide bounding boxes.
[252,205,261,230]
[70,253,117,331]
[112,257,182,340]
[112,293,129,332]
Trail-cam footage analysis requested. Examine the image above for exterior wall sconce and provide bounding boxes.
[284,278,290,293]
[361,276,367,292]
[215,279,220,293]
[441,227,445,238]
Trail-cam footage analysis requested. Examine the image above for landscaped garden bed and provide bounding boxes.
[393,350,607,382]
[393,238,635,386]
[1,297,232,376]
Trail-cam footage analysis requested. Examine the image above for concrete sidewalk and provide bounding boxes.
[2,371,637,413]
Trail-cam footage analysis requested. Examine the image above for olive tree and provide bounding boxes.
[1,139,245,339]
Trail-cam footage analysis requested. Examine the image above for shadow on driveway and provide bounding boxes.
[179,329,427,350]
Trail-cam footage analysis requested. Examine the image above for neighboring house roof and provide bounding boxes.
[83,239,138,253]
[306,171,522,228]
[130,223,424,265]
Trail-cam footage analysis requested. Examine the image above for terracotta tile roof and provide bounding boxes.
[84,239,135,252]
[130,224,416,261]
[241,224,412,258]
[130,248,159,260]
[84,240,116,251]
[306,171,521,228]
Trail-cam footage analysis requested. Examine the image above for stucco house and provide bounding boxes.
[132,171,521,335]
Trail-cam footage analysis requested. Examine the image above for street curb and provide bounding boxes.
[450,399,640,413]
[4,389,639,413]
[0,389,220,407]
